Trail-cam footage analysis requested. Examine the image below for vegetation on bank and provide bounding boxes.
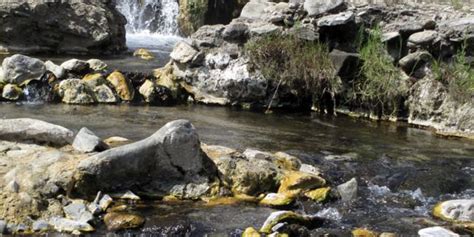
[353,27,407,117]
[244,34,340,111]
[432,43,474,102]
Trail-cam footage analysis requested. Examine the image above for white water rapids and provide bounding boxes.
[116,0,181,52]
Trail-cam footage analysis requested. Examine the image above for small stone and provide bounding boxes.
[99,194,113,211]
[82,73,106,88]
[259,211,314,234]
[133,48,154,60]
[87,59,108,71]
[117,190,141,200]
[337,178,358,202]
[273,152,301,170]
[242,227,261,237]
[260,193,294,206]
[58,79,95,104]
[103,136,130,148]
[418,226,460,237]
[32,220,50,232]
[94,84,118,103]
[63,201,94,223]
[1,84,22,100]
[398,51,432,75]
[352,228,377,237]
[299,164,321,176]
[278,171,326,197]
[72,127,109,153]
[170,42,199,64]
[103,212,145,231]
[61,59,90,74]
[304,187,331,202]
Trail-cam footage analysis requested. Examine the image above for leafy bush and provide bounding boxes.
[245,34,339,111]
[352,27,407,117]
[432,43,474,102]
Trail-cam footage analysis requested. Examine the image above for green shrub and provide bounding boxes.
[244,34,339,111]
[432,43,474,102]
[353,26,407,117]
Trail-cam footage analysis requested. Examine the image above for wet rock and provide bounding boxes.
[433,199,474,222]
[398,51,432,76]
[1,84,22,100]
[87,59,108,72]
[94,84,118,103]
[304,0,347,17]
[32,220,49,232]
[304,187,331,202]
[49,217,94,233]
[260,193,294,206]
[1,54,45,84]
[63,201,94,223]
[170,42,200,64]
[58,79,95,104]
[273,152,301,171]
[103,212,145,231]
[72,127,109,153]
[133,48,155,60]
[106,71,134,101]
[139,80,174,105]
[259,211,316,234]
[44,61,66,79]
[242,227,261,237]
[418,226,459,237]
[0,118,73,146]
[61,59,90,75]
[278,171,326,197]
[337,178,358,202]
[74,120,217,196]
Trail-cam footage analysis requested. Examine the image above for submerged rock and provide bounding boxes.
[433,199,474,222]
[1,54,45,84]
[0,118,73,146]
[133,48,155,60]
[72,127,109,153]
[49,217,94,233]
[104,212,144,231]
[74,120,217,196]
[418,226,460,237]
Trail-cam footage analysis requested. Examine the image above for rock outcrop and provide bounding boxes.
[0,0,126,54]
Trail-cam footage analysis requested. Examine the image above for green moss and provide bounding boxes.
[245,34,340,111]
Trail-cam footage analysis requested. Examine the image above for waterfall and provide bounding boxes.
[116,0,180,35]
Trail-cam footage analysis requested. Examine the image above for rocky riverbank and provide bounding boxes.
[0,118,471,236]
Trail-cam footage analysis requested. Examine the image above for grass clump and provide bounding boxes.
[244,34,339,111]
[353,26,407,117]
[432,43,474,102]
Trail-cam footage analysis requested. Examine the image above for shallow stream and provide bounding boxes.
[0,103,473,235]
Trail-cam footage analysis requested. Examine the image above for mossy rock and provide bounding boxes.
[82,73,106,88]
[278,171,326,197]
[133,48,155,60]
[1,83,22,100]
[106,71,134,101]
[304,187,331,203]
[352,228,378,237]
[259,211,312,234]
[103,212,145,231]
[242,227,261,237]
[273,152,301,171]
[260,193,294,207]
[433,199,474,223]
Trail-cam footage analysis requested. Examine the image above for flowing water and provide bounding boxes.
[0,103,473,235]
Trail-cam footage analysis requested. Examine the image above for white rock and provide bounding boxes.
[418,226,459,237]
[337,178,358,202]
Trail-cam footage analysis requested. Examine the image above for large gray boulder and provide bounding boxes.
[0,118,74,146]
[0,1,126,54]
[74,120,217,196]
[1,54,45,84]
[304,0,347,17]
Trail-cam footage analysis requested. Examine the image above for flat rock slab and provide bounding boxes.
[0,118,74,146]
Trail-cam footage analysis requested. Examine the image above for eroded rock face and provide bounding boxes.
[74,120,217,196]
[0,1,126,54]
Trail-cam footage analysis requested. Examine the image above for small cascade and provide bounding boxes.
[116,0,180,35]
